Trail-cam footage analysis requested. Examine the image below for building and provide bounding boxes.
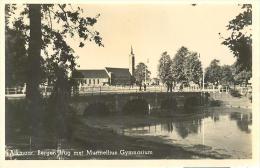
[75,68,132,86]
[74,46,135,86]
[105,67,131,85]
[75,69,110,86]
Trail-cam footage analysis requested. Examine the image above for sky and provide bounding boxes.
[68,3,242,78]
[41,3,241,78]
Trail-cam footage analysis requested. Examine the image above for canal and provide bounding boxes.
[83,107,252,159]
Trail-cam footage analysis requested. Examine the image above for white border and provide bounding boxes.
[0,0,259,168]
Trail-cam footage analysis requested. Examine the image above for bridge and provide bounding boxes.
[70,92,209,116]
[5,86,214,116]
[5,85,222,99]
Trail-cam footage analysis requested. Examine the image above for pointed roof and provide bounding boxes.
[105,67,131,78]
[130,45,134,55]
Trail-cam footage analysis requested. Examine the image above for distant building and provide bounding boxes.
[75,69,110,86]
[151,78,160,85]
[74,46,136,86]
[105,67,131,85]
[74,68,132,86]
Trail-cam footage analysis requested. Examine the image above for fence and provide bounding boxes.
[5,85,233,98]
[5,86,54,98]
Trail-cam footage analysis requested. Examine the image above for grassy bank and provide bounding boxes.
[209,92,252,109]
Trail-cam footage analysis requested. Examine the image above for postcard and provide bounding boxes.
[1,0,260,168]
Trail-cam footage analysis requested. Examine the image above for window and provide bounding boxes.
[93,79,95,84]
[89,79,91,84]
[97,79,99,84]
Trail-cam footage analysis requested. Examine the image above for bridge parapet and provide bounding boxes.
[70,92,208,116]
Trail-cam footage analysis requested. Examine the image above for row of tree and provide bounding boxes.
[205,59,251,87]
[158,46,203,86]
[157,48,251,88]
[157,4,252,88]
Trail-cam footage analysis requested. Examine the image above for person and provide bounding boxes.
[173,82,176,92]
[170,82,173,92]
[166,81,169,92]
[179,83,183,92]
[144,83,146,91]
[139,82,142,91]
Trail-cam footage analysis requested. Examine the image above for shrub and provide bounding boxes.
[230,89,242,98]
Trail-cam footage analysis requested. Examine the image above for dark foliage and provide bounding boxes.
[230,88,242,98]
[5,29,27,87]
[221,4,252,72]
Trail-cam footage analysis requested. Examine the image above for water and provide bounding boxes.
[122,110,252,158]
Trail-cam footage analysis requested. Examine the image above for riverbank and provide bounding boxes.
[5,121,216,160]
[8,109,238,160]
[210,92,252,109]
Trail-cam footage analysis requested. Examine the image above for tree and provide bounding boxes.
[6,4,103,96]
[5,29,27,87]
[27,4,42,107]
[184,52,202,85]
[220,65,234,85]
[5,5,28,87]
[134,62,151,84]
[6,4,103,141]
[158,51,173,84]
[231,62,251,86]
[205,59,222,85]
[221,4,252,72]
[234,70,251,86]
[171,46,189,84]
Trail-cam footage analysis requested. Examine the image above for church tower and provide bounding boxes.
[129,46,135,76]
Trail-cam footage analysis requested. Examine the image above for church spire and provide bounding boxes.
[131,45,134,55]
[130,46,135,76]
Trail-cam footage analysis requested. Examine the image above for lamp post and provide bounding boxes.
[202,68,205,92]
[145,58,149,84]
[145,65,146,84]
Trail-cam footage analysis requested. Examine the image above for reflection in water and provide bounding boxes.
[210,113,220,122]
[167,119,201,139]
[123,111,252,158]
[229,112,252,133]
[157,111,252,137]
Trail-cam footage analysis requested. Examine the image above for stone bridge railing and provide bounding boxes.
[70,92,209,116]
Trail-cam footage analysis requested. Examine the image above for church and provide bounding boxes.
[73,47,136,86]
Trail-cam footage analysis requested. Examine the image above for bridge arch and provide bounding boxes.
[160,97,178,111]
[122,98,149,115]
[84,102,110,116]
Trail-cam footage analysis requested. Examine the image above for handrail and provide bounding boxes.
[5,85,239,97]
